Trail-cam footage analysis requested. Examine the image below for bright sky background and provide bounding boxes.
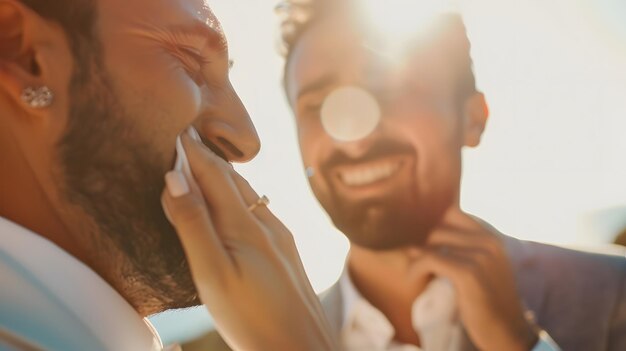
[151,0,626,343]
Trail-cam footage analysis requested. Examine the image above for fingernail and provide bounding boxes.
[183,126,221,160]
[186,126,202,142]
[180,131,202,157]
[162,199,173,223]
[174,135,185,172]
[166,170,190,197]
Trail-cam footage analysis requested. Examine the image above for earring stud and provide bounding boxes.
[305,167,315,178]
[21,86,54,108]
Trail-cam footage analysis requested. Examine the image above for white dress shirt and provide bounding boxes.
[339,270,560,351]
[0,216,163,351]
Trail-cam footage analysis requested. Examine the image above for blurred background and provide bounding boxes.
[151,0,626,344]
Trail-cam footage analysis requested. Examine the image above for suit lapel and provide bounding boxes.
[319,281,344,342]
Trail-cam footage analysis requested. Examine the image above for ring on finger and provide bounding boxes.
[248,195,270,212]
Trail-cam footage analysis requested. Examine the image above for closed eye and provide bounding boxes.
[175,45,210,84]
[298,99,325,119]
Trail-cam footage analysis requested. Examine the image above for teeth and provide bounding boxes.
[340,162,400,186]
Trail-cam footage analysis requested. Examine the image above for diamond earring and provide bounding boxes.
[305,167,315,178]
[21,86,54,108]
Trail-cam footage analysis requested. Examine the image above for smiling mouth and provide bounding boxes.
[337,159,404,187]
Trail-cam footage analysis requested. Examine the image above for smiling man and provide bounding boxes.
[0,0,338,350]
[275,0,626,350]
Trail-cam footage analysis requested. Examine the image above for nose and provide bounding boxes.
[195,82,260,163]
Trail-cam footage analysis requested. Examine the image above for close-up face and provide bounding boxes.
[286,14,485,250]
[51,0,259,311]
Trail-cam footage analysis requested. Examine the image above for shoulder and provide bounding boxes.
[0,250,106,351]
[503,234,625,308]
[516,238,626,303]
[524,240,625,284]
[513,239,626,350]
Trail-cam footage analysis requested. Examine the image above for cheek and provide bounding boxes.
[391,106,463,184]
[297,120,327,167]
[103,48,203,170]
[297,123,334,192]
[105,38,202,128]
[394,97,462,148]
[298,137,317,170]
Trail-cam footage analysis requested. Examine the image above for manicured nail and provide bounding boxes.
[186,126,202,142]
[165,171,190,197]
[180,132,197,148]
[162,199,173,223]
[182,127,219,159]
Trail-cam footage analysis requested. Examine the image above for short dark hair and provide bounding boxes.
[275,0,331,59]
[20,0,97,61]
[276,0,478,99]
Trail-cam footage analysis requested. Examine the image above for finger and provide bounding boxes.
[228,170,279,226]
[182,133,259,236]
[161,178,232,286]
[228,172,309,280]
[427,225,503,254]
[408,246,485,290]
[432,245,494,272]
[226,172,324,315]
[228,172,297,246]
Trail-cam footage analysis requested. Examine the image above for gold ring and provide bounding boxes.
[248,195,270,212]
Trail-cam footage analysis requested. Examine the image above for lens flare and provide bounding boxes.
[359,0,458,62]
[320,86,381,142]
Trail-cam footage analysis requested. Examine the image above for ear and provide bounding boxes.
[0,0,71,124]
[462,92,489,148]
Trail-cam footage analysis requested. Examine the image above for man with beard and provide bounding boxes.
[0,0,337,350]
[272,0,626,350]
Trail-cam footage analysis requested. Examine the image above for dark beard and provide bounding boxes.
[320,140,455,250]
[57,48,199,312]
[330,187,451,250]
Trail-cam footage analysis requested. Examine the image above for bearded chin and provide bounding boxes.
[57,61,200,312]
[328,189,453,251]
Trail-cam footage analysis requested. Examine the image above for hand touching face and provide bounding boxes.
[162,134,337,351]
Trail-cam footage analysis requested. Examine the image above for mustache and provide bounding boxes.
[321,139,415,170]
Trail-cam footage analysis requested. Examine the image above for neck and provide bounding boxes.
[347,246,426,345]
[1,140,86,258]
[0,132,165,318]
[346,205,466,346]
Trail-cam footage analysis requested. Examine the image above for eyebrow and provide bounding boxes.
[296,73,338,101]
[168,20,227,53]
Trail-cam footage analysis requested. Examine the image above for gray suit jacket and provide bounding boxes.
[319,236,626,351]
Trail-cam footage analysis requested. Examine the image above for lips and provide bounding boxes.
[332,154,414,195]
[338,160,402,187]
[322,141,416,195]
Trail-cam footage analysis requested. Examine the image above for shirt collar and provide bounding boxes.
[0,216,162,351]
[339,267,360,329]
[338,267,464,351]
[339,268,400,350]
